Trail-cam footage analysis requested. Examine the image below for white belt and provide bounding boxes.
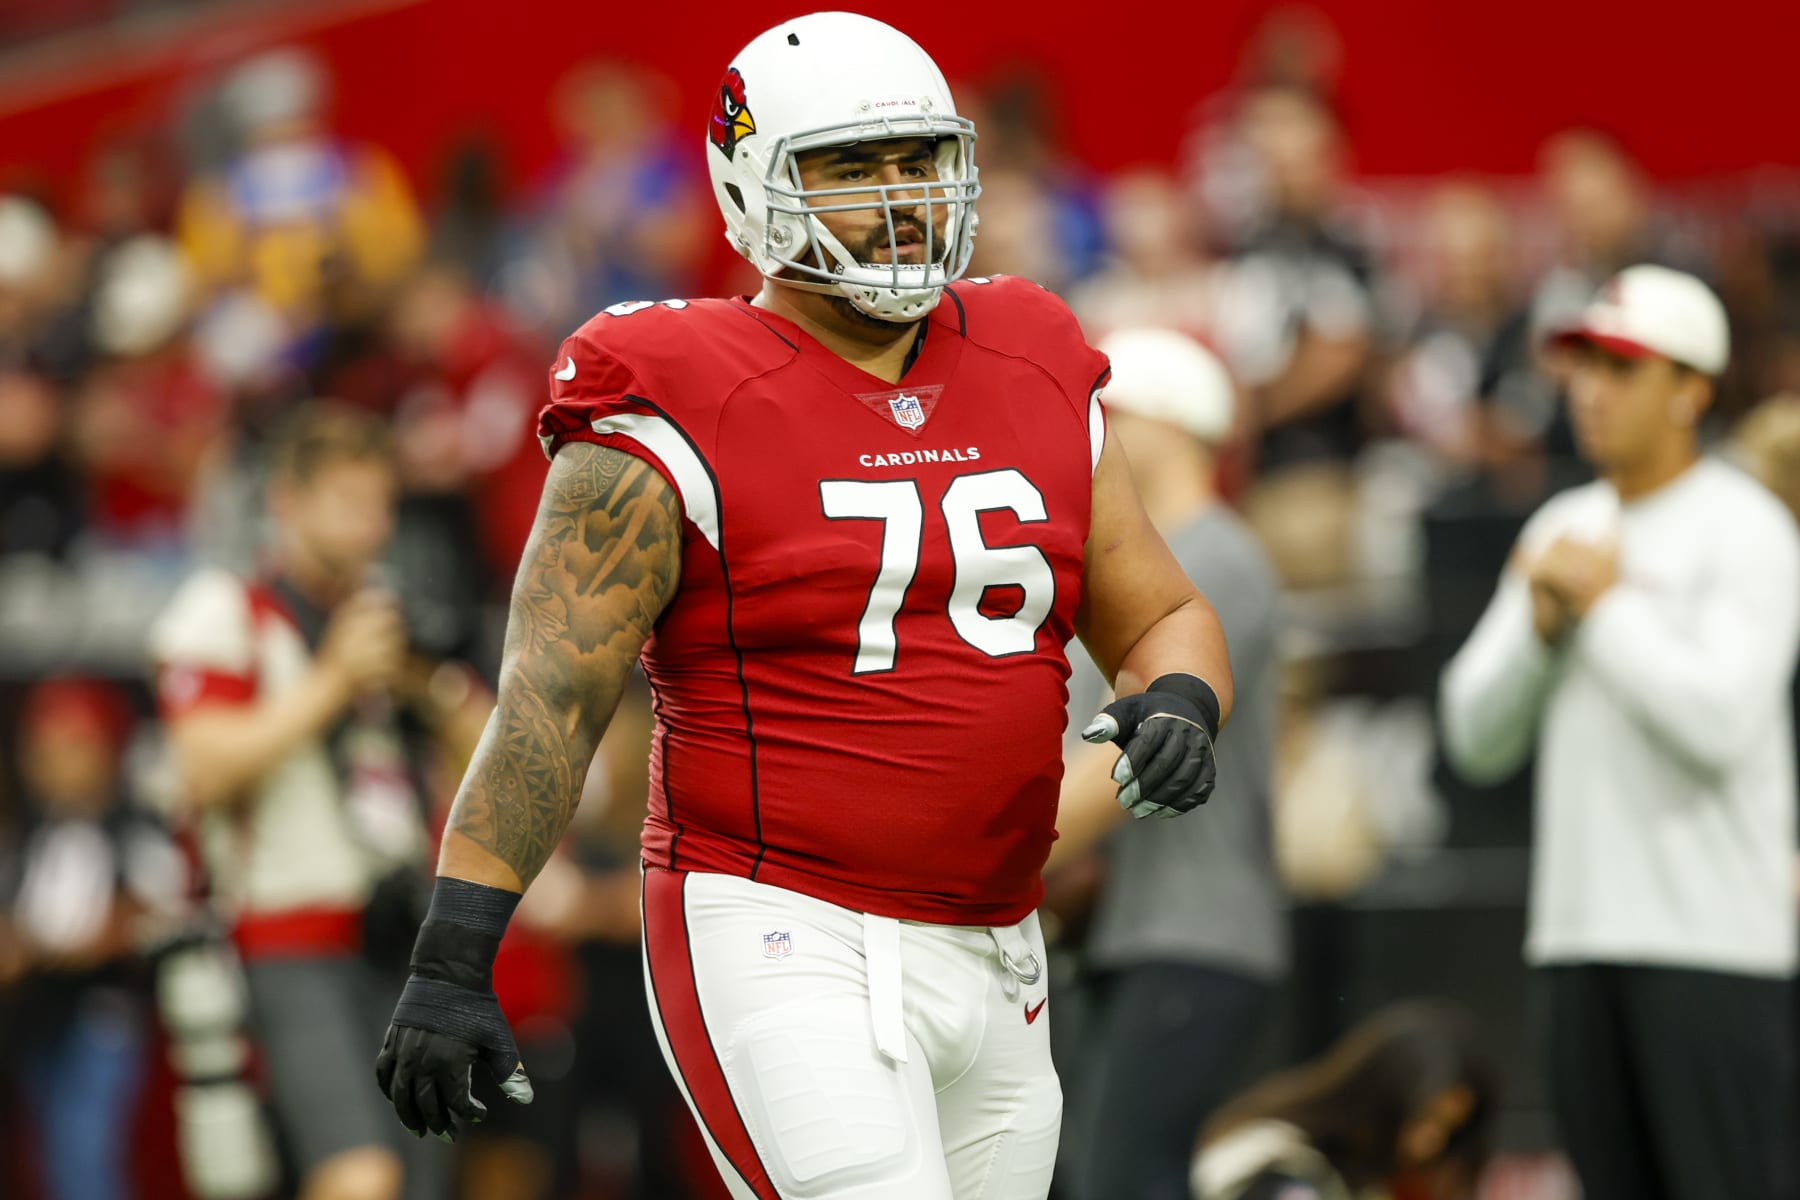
[863,915,1043,1063]
[863,913,908,1063]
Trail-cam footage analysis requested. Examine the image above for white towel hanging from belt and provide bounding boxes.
[863,913,908,1063]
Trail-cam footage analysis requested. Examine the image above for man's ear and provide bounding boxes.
[1671,367,1713,428]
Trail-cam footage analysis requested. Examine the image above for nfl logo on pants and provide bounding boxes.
[762,930,792,959]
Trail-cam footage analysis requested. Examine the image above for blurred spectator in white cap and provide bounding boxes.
[1441,265,1799,1199]
[1052,328,1287,1200]
[67,235,229,556]
[0,196,62,369]
[1089,327,1238,472]
[90,235,191,359]
[1068,170,1217,343]
[176,46,423,356]
[25,135,186,384]
[0,198,55,282]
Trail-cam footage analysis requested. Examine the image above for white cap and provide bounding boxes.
[92,236,193,356]
[0,196,55,288]
[222,47,325,133]
[1549,263,1730,376]
[1097,327,1236,442]
[195,291,290,389]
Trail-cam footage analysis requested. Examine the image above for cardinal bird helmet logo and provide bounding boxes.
[709,68,756,161]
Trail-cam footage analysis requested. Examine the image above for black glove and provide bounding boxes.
[374,878,534,1142]
[1081,672,1221,818]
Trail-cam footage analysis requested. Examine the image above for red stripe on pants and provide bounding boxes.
[643,866,783,1200]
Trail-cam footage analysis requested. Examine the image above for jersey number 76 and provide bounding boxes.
[820,469,1055,674]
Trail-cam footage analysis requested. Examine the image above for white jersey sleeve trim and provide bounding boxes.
[591,413,721,551]
[148,567,255,675]
[1088,387,1106,474]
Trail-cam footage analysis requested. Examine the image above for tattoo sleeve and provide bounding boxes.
[445,442,681,887]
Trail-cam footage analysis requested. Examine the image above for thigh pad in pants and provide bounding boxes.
[724,995,926,1197]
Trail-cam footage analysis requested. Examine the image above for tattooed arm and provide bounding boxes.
[437,442,682,892]
[374,441,679,1137]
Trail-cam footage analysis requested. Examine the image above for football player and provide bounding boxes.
[375,13,1234,1200]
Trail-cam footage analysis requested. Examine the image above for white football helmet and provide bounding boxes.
[706,12,979,323]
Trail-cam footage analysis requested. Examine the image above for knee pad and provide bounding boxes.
[983,1076,1063,1198]
[724,998,924,1197]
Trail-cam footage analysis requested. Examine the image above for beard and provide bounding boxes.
[827,216,946,327]
[842,216,940,267]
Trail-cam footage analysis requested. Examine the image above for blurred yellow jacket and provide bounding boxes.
[177,139,423,320]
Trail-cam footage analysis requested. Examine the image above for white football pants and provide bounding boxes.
[641,866,1062,1200]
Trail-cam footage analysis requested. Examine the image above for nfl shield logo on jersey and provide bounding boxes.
[762,931,793,960]
[888,393,926,430]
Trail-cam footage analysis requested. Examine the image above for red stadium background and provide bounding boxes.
[1,0,1795,218]
[0,2,1792,1197]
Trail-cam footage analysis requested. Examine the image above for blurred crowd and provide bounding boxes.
[4,8,1800,1200]
[0,0,218,49]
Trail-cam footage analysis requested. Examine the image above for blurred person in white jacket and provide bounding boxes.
[1439,265,1799,1200]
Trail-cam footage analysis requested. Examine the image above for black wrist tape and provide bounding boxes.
[1147,672,1222,739]
[391,976,517,1057]
[409,877,520,992]
[427,877,521,936]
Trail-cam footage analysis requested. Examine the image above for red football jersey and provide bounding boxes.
[538,276,1108,924]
